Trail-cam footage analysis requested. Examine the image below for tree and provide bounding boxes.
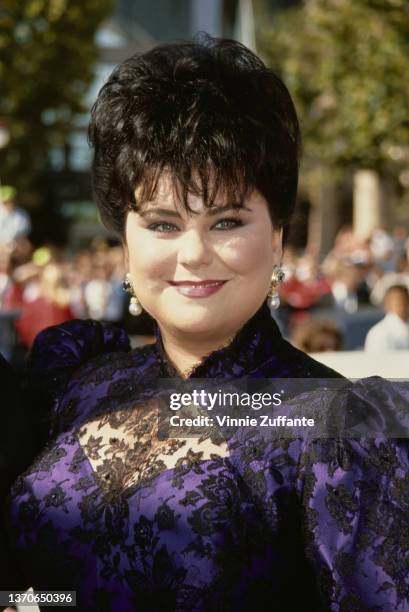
[0,0,112,204]
[258,0,409,236]
[259,0,409,172]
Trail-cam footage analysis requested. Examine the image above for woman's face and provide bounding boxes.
[125,175,282,342]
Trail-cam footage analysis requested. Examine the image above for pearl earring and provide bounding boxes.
[267,265,285,313]
[122,273,142,316]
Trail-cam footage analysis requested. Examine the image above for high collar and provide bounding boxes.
[152,300,284,379]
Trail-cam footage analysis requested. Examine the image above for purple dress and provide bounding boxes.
[2,302,409,611]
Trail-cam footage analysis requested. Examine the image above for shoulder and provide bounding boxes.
[26,318,131,394]
[30,318,130,358]
[364,316,392,350]
[344,376,409,432]
[62,340,157,389]
[53,341,160,433]
[366,317,386,335]
[365,314,409,351]
[23,320,131,445]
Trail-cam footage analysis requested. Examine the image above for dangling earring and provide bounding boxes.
[267,265,285,313]
[122,273,142,316]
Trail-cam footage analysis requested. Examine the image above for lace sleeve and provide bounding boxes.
[22,320,131,453]
[299,378,409,610]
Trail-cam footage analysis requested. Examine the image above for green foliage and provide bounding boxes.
[0,0,112,202]
[258,0,409,175]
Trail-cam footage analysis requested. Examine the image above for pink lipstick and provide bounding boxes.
[168,280,227,298]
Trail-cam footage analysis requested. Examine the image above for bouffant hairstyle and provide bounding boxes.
[88,34,301,238]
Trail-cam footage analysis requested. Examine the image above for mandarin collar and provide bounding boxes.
[152,300,283,379]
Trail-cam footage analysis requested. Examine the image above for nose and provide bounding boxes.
[176,228,213,268]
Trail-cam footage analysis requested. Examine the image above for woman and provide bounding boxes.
[2,35,409,611]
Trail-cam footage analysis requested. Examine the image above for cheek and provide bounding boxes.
[217,229,276,274]
[126,232,174,282]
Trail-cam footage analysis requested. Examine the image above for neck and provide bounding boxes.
[158,327,237,378]
[388,311,408,322]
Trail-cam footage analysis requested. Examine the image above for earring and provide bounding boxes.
[122,273,142,316]
[267,265,285,313]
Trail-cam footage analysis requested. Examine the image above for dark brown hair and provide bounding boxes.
[88,33,301,237]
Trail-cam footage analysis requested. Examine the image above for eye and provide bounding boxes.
[213,218,244,230]
[146,217,244,233]
[147,222,179,233]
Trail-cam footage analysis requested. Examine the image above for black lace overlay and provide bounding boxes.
[2,303,409,611]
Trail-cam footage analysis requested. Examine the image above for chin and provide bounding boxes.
[166,309,224,336]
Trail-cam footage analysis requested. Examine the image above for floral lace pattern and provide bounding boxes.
[2,303,409,611]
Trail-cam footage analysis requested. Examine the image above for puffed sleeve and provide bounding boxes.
[0,323,130,597]
[22,319,130,454]
[226,377,409,609]
[299,378,409,611]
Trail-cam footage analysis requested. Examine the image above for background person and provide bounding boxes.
[291,319,343,353]
[0,186,31,248]
[364,284,409,351]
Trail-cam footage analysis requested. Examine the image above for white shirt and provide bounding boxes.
[364,312,409,351]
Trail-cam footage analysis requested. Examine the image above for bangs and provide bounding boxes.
[128,161,252,215]
[115,79,263,215]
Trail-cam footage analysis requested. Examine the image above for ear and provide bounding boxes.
[273,227,283,261]
[122,240,129,270]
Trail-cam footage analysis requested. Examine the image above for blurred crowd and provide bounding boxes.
[280,224,409,352]
[0,240,131,362]
[1,184,409,364]
[282,225,409,312]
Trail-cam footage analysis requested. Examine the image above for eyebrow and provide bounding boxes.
[138,204,252,218]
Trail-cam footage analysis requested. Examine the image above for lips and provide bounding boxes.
[169,280,227,287]
[168,280,227,298]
